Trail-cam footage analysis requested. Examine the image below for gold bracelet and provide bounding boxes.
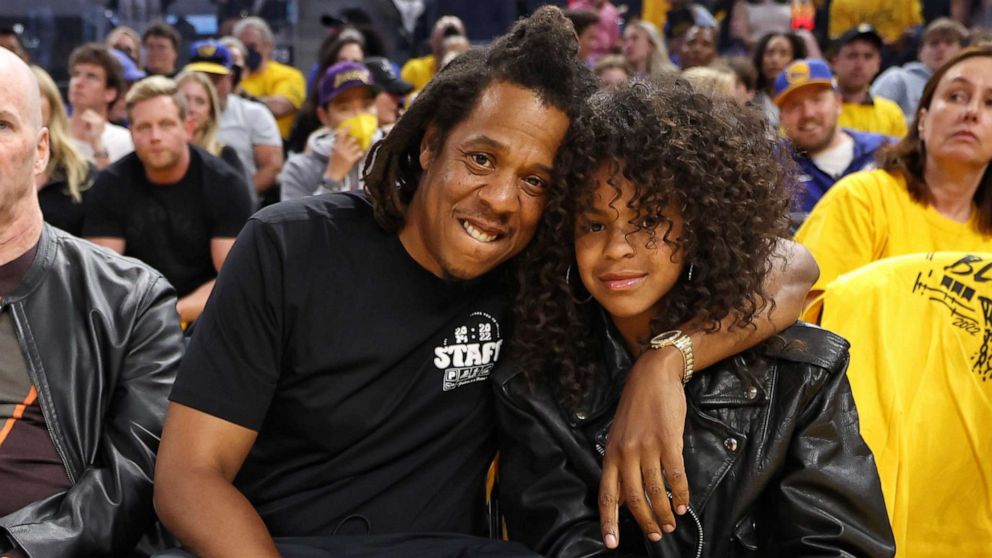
[649,330,695,385]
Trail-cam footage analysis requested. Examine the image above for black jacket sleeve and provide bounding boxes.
[0,275,183,556]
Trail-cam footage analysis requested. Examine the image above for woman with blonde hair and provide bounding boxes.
[32,65,92,236]
[175,71,245,177]
[622,20,678,78]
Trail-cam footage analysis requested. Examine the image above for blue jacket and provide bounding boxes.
[793,129,892,213]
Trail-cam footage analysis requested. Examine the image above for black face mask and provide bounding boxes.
[246,46,262,71]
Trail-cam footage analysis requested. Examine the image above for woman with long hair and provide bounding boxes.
[621,20,678,79]
[175,71,245,177]
[797,46,992,297]
[496,78,895,556]
[32,66,92,236]
[751,31,806,126]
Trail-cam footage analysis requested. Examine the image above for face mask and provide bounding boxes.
[245,46,262,71]
[337,113,378,150]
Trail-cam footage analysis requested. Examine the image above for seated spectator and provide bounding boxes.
[401,15,467,94]
[681,65,737,98]
[108,48,148,127]
[176,71,246,177]
[563,9,602,66]
[67,43,133,168]
[0,27,29,62]
[721,55,758,102]
[279,62,378,201]
[830,24,908,138]
[805,251,992,557]
[664,1,718,65]
[364,56,413,134]
[184,39,283,205]
[679,24,718,70]
[569,0,622,63]
[829,0,922,49]
[234,17,307,140]
[776,59,893,214]
[142,22,181,78]
[872,18,968,123]
[84,76,252,325]
[498,77,895,558]
[0,47,183,558]
[32,66,93,237]
[593,54,633,88]
[622,20,678,79]
[752,32,807,127]
[796,47,992,298]
[106,25,141,64]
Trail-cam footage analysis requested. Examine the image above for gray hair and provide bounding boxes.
[232,17,274,45]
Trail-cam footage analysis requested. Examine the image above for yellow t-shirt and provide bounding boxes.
[805,252,992,557]
[240,60,306,140]
[795,168,992,292]
[640,0,671,30]
[829,0,922,44]
[839,96,908,138]
[400,55,436,94]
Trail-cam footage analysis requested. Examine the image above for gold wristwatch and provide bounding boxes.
[649,330,695,385]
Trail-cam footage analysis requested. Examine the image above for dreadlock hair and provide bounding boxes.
[512,77,794,410]
[363,6,598,232]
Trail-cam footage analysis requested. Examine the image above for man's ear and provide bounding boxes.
[419,125,438,172]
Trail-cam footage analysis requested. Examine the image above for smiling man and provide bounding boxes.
[153,7,817,557]
[777,58,892,215]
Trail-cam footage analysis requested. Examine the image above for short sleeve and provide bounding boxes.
[795,172,887,292]
[169,218,284,430]
[81,168,126,238]
[248,102,283,147]
[204,154,253,238]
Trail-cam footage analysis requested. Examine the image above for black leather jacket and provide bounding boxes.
[0,225,183,557]
[495,318,895,557]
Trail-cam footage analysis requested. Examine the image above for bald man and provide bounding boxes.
[0,49,184,557]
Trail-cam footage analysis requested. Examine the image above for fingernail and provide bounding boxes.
[648,532,661,542]
[605,533,618,548]
[677,505,687,515]
[663,524,675,533]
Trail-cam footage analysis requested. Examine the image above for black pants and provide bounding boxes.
[154,533,539,557]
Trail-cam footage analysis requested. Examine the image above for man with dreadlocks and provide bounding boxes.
[153,7,817,557]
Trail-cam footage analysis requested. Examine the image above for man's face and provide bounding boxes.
[319,87,376,129]
[681,26,716,69]
[69,62,116,112]
[205,72,233,103]
[130,95,189,175]
[235,27,271,63]
[920,35,962,72]
[400,82,569,280]
[0,51,48,222]
[779,84,842,153]
[832,39,881,92]
[144,36,177,75]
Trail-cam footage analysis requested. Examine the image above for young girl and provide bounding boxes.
[495,78,895,557]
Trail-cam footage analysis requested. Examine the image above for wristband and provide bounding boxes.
[93,148,110,159]
[649,330,695,385]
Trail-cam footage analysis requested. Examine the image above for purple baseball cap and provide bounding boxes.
[111,48,146,82]
[319,61,380,106]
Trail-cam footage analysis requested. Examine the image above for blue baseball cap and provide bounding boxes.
[110,48,146,82]
[773,59,836,107]
[318,61,380,106]
[184,40,234,76]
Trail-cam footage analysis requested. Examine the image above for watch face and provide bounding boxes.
[650,330,682,347]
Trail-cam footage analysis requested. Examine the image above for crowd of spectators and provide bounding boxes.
[1,1,992,556]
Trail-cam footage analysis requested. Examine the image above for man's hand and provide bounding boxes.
[599,346,689,548]
[325,128,364,182]
[78,109,107,149]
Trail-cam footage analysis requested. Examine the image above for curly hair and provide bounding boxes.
[363,6,598,232]
[512,77,794,409]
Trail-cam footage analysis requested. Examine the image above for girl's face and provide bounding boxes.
[180,80,211,132]
[574,162,685,330]
[337,42,364,63]
[622,26,652,67]
[762,35,794,82]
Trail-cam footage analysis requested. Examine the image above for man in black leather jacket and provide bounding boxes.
[495,315,896,557]
[0,48,184,557]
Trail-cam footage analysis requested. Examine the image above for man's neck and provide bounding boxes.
[924,155,986,223]
[839,85,870,104]
[811,128,850,157]
[145,147,192,185]
[0,197,43,267]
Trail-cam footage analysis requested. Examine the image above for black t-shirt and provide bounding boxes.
[38,166,93,237]
[170,192,510,538]
[82,145,251,297]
